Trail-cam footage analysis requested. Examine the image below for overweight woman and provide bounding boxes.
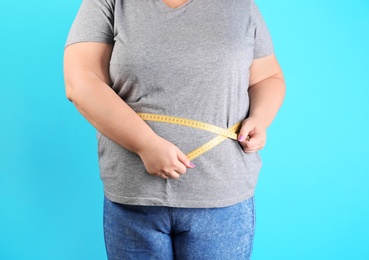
[64,0,285,258]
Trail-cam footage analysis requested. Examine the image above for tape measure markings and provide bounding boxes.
[186,122,241,160]
[138,113,238,140]
[137,113,242,161]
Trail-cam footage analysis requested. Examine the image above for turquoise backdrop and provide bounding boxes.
[1,0,368,259]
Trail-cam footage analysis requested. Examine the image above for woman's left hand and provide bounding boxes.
[237,117,267,153]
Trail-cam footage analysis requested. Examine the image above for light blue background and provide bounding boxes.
[1,0,368,259]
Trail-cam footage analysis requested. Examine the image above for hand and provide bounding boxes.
[137,136,195,179]
[238,117,267,153]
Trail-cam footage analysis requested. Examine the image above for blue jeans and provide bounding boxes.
[103,196,255,260]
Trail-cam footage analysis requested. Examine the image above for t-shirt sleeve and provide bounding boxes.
[251,0,274,59]
[65,0,115,47]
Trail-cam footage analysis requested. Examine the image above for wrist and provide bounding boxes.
[132,130,159,156]
[247,113,269,129]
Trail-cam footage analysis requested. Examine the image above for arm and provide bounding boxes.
[64,42,194,178]
[238,54,286,153]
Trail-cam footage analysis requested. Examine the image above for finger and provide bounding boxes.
[240,137,257,149]
[244,137,262,148]
[172,162,187,175]
[244,150,258,154]
[167,171,181,179]
[243,144,265,153]
[177,151,196,169]
[243,148,263,153]
[238,121,254,142]
[158,168,181,179]
[242,142,265,152]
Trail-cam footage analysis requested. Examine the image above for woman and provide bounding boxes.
[64,0,285,258]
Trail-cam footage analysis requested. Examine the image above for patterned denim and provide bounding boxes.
[103,196,255,260]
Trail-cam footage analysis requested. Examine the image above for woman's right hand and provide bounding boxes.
[137,136,195,179]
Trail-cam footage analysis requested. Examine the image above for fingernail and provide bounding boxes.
[190,162,196,168]
[238,135,245,142]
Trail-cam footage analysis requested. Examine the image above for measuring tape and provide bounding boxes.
[138,113,242,160]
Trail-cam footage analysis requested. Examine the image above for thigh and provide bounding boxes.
[173,197,256,260]
[103,197,173,260]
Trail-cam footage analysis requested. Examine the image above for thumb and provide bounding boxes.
[238,120,254,142]
[177,151,196,168]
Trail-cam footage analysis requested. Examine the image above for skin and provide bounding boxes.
[239,54,285,153]
[64,24,285,181]
[162,0,190,8]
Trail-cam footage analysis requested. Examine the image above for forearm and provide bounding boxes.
[248,76,286,128]
[64,42,193,178]
[67,78,156,154]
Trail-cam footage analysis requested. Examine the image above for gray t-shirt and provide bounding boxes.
[66,0,274,208]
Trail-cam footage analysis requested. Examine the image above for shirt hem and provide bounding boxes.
[104,189,254,209]
[65,37,114,49]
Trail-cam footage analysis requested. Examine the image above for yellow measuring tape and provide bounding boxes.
[138,113,242,160]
